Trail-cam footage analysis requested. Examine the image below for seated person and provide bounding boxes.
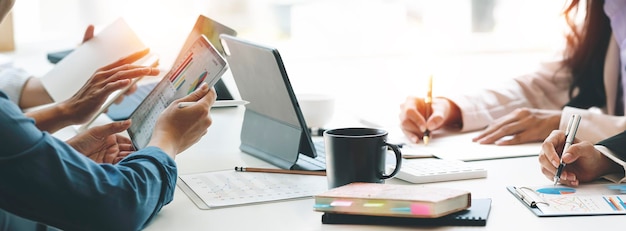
[399,0,626,145]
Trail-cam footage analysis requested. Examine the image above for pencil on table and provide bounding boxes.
[234,167,326,176]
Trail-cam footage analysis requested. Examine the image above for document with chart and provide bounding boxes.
[127,34,228,149]
[507,183,626,216]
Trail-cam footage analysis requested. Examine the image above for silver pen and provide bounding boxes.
[553,114,581,185]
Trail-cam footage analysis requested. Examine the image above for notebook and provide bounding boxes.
[321,198,491,227]
[105,15,238,121]
[126,34,228,149]
[219,34,326,171]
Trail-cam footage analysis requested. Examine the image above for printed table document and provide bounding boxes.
[178,170,327,209]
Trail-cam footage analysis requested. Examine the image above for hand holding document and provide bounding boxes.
[41,18,147,102]
[78,54,160,133]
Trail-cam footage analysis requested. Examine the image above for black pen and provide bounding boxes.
[553,114,581,185]
[423,75,433,145]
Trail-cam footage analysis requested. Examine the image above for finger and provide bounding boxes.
[115,135,132,145]
[560,143,584,164]
[89,120,132,140]
[540,166,556,181]
[118,144,135,153]
[82,25,95,43]
[472,114,518,142]
[125,83,139,95]
[494,132,532,145]
[118,151,133,157]
[97,48,151,72]
[476,121,526,144]
[402,129,421,143]
[103,66,160,82]
[543,130,566,166]
[176,82,211,105]
[426,112,445,131]
[426,100,449,130]
[196,86,218,107]
[538,152,556,176]
[114,157,125,164]
[400,109,425,143]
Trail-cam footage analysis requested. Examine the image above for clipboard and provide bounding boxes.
[507,184,626,217]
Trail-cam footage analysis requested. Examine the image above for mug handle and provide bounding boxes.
[381,143,402,179]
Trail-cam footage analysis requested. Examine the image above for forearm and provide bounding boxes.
[24,102,73,134]
[448,59,571,132]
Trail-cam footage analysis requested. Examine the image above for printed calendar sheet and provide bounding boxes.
[178,170,327,209]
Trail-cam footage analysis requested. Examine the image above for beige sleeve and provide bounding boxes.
[560,107,626,143]
[447,56,572,132]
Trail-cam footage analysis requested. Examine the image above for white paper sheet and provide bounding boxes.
[399,131,542,161]
[41,18,146,102]
[178,170,327,209]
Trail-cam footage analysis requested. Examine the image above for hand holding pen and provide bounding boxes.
[399,77,464,144]
[553,114,581,185]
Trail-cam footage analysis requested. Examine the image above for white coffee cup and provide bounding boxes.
[297,93,335,129]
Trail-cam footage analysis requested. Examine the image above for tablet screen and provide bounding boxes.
[127,34,228,149]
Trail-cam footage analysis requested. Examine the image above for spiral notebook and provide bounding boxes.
[507,183,626,217]
[321,198,491,227]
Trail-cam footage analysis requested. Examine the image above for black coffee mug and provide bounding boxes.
[323,127,402,189]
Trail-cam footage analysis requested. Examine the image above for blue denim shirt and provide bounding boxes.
[0,91,177,231]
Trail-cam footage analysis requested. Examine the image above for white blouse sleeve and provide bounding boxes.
[0,67,32,105]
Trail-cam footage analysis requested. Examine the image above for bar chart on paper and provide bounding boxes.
[508,183,626,216]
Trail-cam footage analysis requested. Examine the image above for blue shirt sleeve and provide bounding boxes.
[0,91,177,231]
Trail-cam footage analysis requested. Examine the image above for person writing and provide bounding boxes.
[0,0,219,230]
[399,0,626,145]
[539,129,626,186]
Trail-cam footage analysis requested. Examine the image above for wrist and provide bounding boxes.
[147,131,178,158]
[55,101,78,125]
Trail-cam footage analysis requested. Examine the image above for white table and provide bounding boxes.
[142,106,626,231]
